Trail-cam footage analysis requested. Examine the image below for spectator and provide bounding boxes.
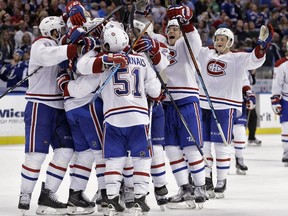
[98,1,108,18]
[0,29,14,65]
[150,0,166,25]
[14,20,34,49]
[47,0,62,16]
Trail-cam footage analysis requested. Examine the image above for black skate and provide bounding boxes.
[93,189,108,213]
[134,195,150,216]
[123,186,135,209]
[282,152,288,167]
[18,192,31,215]
[36,182,67,215]
[214,179,227,199]
[67,189,95,215]
[205,176,215,198]
[106,196,125,216]
[194,185,208,209]
[166,184,196,209]
[154,185,168,211]
[235,157,248,175]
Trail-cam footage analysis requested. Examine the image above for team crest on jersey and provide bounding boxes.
[168,49,177,66]
[207,59,227,77]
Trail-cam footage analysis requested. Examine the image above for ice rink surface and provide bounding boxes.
[0,134,287,216]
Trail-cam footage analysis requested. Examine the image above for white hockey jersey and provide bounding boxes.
[26,37,72,109]
[272,57,288,100]
[163,28,202,102]
[100,53,161,127]
[197,47,265,116]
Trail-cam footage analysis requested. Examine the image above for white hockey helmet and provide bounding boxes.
[133,19,154,36]
[102,26,129,53]
[214,28,234,48]
[166,19,180,33]
[39,16,66,39]
[83,17,104,32]
[104,20,125,31]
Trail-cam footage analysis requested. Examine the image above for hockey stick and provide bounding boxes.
[147,100,154,146]
[171,12,228,145]
[88,21,152,104]
[0,66,43,99]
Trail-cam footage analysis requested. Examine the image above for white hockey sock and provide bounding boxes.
[202,141,214,177]
[93,150,106,190]
[21,152,46,194]
[45,148,74,192]
[123,156,134,188]
[165,145,189,187]
[132,157,152,198]
[214,142,231,180]
[151,145,167,188]
[282,122,288,153]
[233,124,246,158]
[183,145,205,186]
[70,149,94,191]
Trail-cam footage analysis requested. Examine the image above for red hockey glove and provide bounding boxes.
[67,26,85,44]
[102,53,128,69]
[133,36,160,55]
[166,5,193,23]
[79,37,98,55]
[57,69,70,96]
[271,95,282,115]
[66,1,86,26]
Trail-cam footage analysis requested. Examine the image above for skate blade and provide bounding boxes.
[67,206,94,215]
[207,190,216,199]
[197,203,204,209]
[36,205,67,215]
[284,162,288,167]
[21,209,27,216]
[236,169,247,175]
[107,207,124,216]
[133,206,148,216]
[159,205,165,211]
[166,200,196,209]
[215,193,225,199]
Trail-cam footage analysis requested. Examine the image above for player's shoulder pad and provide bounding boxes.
[275,57,288,68]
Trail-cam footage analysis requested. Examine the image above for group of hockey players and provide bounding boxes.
[16,0,275,215]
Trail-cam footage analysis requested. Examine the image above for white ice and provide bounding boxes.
[0,134,288,216]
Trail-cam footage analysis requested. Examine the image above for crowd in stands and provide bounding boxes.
[0,0,287,70]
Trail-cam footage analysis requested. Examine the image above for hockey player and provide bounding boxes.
[77,24,162,215]
[17,16,94,215]
[0,49,28,93]
[161,6,208,209]
[197,25,273,198]
[232,72,256,176]
[271,44,288,167]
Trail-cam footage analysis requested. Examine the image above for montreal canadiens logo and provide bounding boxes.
[168,49,177,66]
[207,60,227,77]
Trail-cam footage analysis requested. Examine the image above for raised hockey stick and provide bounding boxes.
[171,10,228,145]
[0,66,43,99]
[88,21,153,104]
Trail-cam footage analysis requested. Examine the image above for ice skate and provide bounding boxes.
[36,182,67,215]
[134,195,150,216]
[205,177,215,198]
[236,157,248,175]
[154,185,168,211]
[166,184,196,209]
[92,189,108,213]
[67,189,95,215]
[214,179,227,199]
[282,152,288,167]
[106,195,125,216]
[123,186,135,209]
[194,185,208,209]
[18,193,31,215]
[248,138,262,146]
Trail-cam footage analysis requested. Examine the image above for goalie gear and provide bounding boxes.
[214,28,234,48]
[39,16,66,40]
[101,26,129,53]
[271,95,282,115]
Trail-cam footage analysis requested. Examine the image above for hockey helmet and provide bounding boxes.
[39,16,66,40]
[102,26,129,53]
[214,28,234,48]
[166,19,180,33]
[83,17,104,32]
[133,19,154,36]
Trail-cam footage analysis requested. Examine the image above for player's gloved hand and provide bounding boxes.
[133,36,160,55]
[245,90,256,110]
[57,69,70,93]
[66,1,86,26]
[78,37,98,55]
[166,5,193,23]
[67,26,85,44]
[257,24,274,49]
[102,53,128,69]
[271,95,282,115]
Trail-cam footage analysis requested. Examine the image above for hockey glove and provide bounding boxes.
[79,37,98,55]
[166,5,193,23]
[66,1,86,26]
[57,69,70,94]
[245,90,256,110]
[271,95,282,115]
[102,53,128,69]
[133,36,159,54]
[67,26,86,44]
[257,24,274,50]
